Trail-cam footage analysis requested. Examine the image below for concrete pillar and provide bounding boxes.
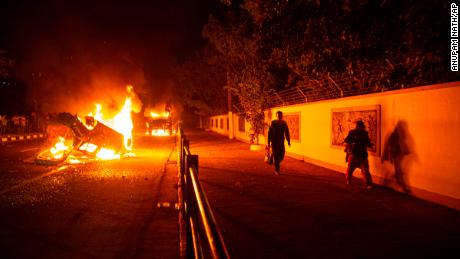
[228,112,234,139]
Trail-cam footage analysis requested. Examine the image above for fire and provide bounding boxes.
[150,111,169,118]
[38,85,138,165]
[77,96,134,160]
[96,148,120,160]
[50,136,71,159]
[112,97,133,151]
[146,107,173,137]
[79,142,98,153]
[93,103,103,121]
[149,129,170,136]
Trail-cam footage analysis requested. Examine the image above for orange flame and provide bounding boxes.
[49,85,137,163]
[82,93,134,154]
[112,97,133,151]
[50,136,71,159]
[96,148,120,160]
[149,129,170,136]
[150,111,169,118]
[93,103,103,121]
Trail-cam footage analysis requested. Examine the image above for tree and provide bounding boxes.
[225,0,458,96]
[179,0,458,133]
[203,9,275,144]
[173,46,228,117]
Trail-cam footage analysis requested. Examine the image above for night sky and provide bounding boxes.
[0,0,220,113]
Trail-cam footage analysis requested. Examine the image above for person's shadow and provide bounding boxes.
[381,120,416,194]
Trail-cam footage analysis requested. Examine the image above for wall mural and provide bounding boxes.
[331,105,380,155]
[284,113,300,142]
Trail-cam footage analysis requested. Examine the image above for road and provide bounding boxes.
[2,130,460,258]
[0,135,179,259]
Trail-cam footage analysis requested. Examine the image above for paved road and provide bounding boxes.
[0,135,179,259]
[186,129,460,259]
[2,129,460,258]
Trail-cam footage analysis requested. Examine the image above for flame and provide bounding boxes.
[94,103,103,121]
[96,148,120,160]
[149,129,170,136]
[150,111,169,118]
[82,95,134,153]
[79,142,98,153]
[147,109,173,136]
[42,85,137,164]
[112,97,133,151]
[50,136,71,159]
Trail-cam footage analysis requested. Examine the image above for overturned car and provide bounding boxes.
[35,113,132,165]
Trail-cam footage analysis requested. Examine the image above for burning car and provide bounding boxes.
[35,90,136,165]
[145,103,174,136]
[146,116,172,136]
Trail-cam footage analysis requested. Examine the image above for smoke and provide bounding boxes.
[17,20,148,117]
[127,84,142,114]
[2,0,214,118]
[24,61,146,116]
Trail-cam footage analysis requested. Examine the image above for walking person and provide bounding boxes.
[268,111,290,175]
[344,120,373,189]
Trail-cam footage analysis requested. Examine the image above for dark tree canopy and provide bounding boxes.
[176,0,458,117]
[173,46,227,116]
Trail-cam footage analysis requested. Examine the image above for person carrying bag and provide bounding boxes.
[264,145,273,165]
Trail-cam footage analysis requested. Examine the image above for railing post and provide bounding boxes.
[179,128,229,259]
[177,130,187,258]
[182,139,190,209]
[187,154,203,258]
[183,140,195,258]
[180,137,184,175]
[184,153,191,257]
[182,139,189,179]
[179,133,183,174]
[188,155,199,177]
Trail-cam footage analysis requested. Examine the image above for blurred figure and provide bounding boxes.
[268,111,290,175]
[382,120,412,194]
[344,120,373,189]
[19,116,26,134]
[0,115,7,135]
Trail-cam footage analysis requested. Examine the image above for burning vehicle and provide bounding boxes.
[35,87,137,165]
[146,113,172,136]
[145,103,174,136]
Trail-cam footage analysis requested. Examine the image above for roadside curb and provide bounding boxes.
[1,133,46,144]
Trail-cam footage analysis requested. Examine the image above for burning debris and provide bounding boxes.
[35,86,139,165]
[36,112,131,165]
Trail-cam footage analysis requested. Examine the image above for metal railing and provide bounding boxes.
[178,128,230,259]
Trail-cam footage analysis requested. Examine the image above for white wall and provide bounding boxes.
[204,113,267,144]
[204,82,460,210]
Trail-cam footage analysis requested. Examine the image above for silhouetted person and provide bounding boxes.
[268,111,290,175]
[382,121,411,194]
[0,115,7,135]
[344,120,373,189]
